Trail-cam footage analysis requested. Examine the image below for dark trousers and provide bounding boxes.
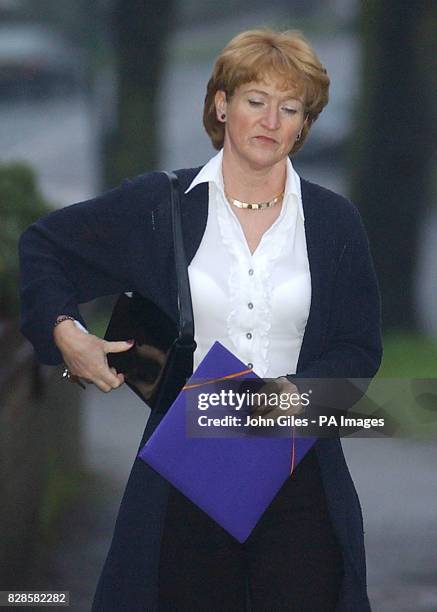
[157,448,344,611]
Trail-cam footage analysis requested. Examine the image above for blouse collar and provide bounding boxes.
[184,149,304,221]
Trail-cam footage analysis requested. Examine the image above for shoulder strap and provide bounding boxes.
[162,171,195,344]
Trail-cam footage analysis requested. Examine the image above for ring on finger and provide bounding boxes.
[62,367,86,390]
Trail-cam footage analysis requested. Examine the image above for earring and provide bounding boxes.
[296,132,302,142]
[220,113,226,121]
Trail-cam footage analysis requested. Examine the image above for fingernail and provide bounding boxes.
[127,339,135,344]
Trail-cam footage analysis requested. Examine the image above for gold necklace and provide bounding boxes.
[225,190,284,210]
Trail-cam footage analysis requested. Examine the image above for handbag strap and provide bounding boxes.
[162,171,195,344]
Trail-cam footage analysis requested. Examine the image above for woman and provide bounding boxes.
[19,29,382,611]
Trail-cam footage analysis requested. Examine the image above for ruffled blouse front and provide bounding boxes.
[187,150,311,378]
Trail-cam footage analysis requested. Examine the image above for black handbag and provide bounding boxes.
[104,171,196,414]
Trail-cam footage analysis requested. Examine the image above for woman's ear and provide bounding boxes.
[214,90,227,122]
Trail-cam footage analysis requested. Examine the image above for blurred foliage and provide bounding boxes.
[0,163,51,318]
[378,333,437,378]
[371,333,437,438]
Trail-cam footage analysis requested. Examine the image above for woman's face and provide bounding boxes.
[215,76,306,171]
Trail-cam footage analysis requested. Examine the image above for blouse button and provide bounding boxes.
[247,302,254,310]
[246,332,252,339]
[248,268,254,276]
[247,363,253,369]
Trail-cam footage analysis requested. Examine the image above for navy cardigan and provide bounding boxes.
[19,168,382,611]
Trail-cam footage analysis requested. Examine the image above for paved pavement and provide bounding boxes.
[344,437,437,611]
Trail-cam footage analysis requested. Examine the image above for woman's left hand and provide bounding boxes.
[250,376,305,421]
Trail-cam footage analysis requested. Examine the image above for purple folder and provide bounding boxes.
[138,341,316,543]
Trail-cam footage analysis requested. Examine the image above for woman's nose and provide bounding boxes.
[261,106,280,130]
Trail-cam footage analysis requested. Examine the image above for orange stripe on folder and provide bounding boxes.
[183,368,253,390]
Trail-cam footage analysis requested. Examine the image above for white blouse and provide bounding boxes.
[186,150,311,378]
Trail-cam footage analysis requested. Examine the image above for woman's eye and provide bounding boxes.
[248,99,264,107]
[282,107,298,115]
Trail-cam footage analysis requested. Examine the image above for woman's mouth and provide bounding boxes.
[254,135,276,144]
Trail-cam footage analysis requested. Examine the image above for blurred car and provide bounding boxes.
[0,23,84,98]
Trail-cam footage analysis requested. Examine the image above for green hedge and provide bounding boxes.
[0,163,51,318]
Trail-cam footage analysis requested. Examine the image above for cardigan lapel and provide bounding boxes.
[294,179,332,373]
[176,168,208,265]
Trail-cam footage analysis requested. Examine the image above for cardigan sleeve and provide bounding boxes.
[18,178,140,365]
[287,205,383,413]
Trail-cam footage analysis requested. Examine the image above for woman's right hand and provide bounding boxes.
[53,319,134,392]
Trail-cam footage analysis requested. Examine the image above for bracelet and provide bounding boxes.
[54,315,76,327]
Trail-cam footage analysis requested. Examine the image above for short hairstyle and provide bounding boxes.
[203,29,330,154]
